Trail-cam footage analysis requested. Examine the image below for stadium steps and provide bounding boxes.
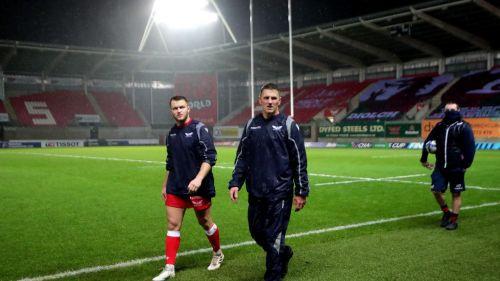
[217,103,249,126]
[1,98,18,123]
[338,80,376,122]
[84,91,110,125]
[427,76,461,116]
[132,106,151,128]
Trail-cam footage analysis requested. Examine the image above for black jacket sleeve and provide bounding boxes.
[461,123,475,168]
[197,123,217,166]
[166,134,173,171]
[420,125,437,163]
[228,124,249,189]
[287,120,310,197]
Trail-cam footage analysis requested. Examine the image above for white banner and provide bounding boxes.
[75,114,101,123]
[42,140,85,148]
[0,113,8,122]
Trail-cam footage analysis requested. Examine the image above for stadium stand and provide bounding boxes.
[0,100,8,122]
[345,74,454,121]
[0,100,6,113]
[9,91,97,127]
[429,69,500,118]
[91,92,145,127]
[219,89,293,126]
[282,82,372,123]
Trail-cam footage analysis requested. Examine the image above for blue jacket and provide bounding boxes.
[229,113,309,199]
[166,119,217,198]
[421,111,475,170]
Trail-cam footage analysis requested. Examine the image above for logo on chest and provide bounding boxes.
[272,125,283,131]
[185,132,194,137]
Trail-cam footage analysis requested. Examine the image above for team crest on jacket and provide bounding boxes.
[272,125,283,131]
[185,132,193,137]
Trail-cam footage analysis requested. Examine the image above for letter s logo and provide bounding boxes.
[25,101,56,125]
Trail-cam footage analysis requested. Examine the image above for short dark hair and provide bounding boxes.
[169,95,189,107]
[445,101,460,110]
[260,83,279,95]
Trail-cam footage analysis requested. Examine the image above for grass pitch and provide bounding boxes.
[0,147,499,281]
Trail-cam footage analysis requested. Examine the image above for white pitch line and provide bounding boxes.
[315,174,425,187]
[382,178,500,191]
[6,152,497,190]
[372,155,416,159]
[17,201,500,281]
[309,173,374,180]
[4,152,237,169]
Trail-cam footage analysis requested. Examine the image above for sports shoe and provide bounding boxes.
[152,264,175,281]
[440,212,451,227]
[280,245,294,278]
[207,251,224,270]
[445,222,458,230]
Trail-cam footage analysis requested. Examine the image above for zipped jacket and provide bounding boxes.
[166,119,217,198]
[229,113,309,199]
[420,111,475,170]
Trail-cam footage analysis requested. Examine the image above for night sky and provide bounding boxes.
[0,0,428,52]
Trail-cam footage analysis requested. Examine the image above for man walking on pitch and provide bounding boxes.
[420,102,475,230]
[153,96,223,280]
[229,83,309,280]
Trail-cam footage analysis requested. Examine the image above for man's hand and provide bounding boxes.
[187,177,202,194]
[229,187,239,203]
[293,195,307,212]
[421,161,434,170]
[161,183,167,201]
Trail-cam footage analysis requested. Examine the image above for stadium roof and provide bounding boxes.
[1,0,499,81]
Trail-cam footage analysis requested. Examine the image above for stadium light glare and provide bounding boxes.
[153,0,218,29]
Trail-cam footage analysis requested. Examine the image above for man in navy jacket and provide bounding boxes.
[229,83,309,281]
[153,96,223,281]
[421,102,475,230]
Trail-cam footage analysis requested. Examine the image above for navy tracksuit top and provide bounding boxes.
[420,111,475,170]
[165,119,217,198]
[229,113,309,199]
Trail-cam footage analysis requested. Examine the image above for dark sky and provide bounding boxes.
[0,0,429,52]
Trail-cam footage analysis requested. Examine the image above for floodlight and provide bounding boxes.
[153,0,218,29]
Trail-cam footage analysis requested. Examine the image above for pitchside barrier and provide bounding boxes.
[0,138,159,148]
[0,138,498,150]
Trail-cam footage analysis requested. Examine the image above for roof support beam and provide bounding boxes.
[410,7,492,50]
[473,0,500,19]
[87,53,113,77]
[195,56,249,74]
[360,19,443,58]
[227,51,289,72]
[134,57,155,72]
[1,46,17,69]
[254,45,333,72]
[280,37,364,68]
[316,27,401,63]
[44,50,67,74]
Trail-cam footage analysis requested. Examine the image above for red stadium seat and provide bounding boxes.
[91,92,145,127]
[9,91,97,127]
[429,69,500,118]
[0,100,6,114]
[345,74,453,121]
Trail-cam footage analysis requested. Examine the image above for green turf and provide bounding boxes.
[0,147,499,281]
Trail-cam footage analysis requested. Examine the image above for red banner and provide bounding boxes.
[174,73,218,126]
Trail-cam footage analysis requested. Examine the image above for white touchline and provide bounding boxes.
[7,152,497,190]
[382,178,500,191]
[315,174,426,186]
[17,202,500,281]
[371,155,416,159]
